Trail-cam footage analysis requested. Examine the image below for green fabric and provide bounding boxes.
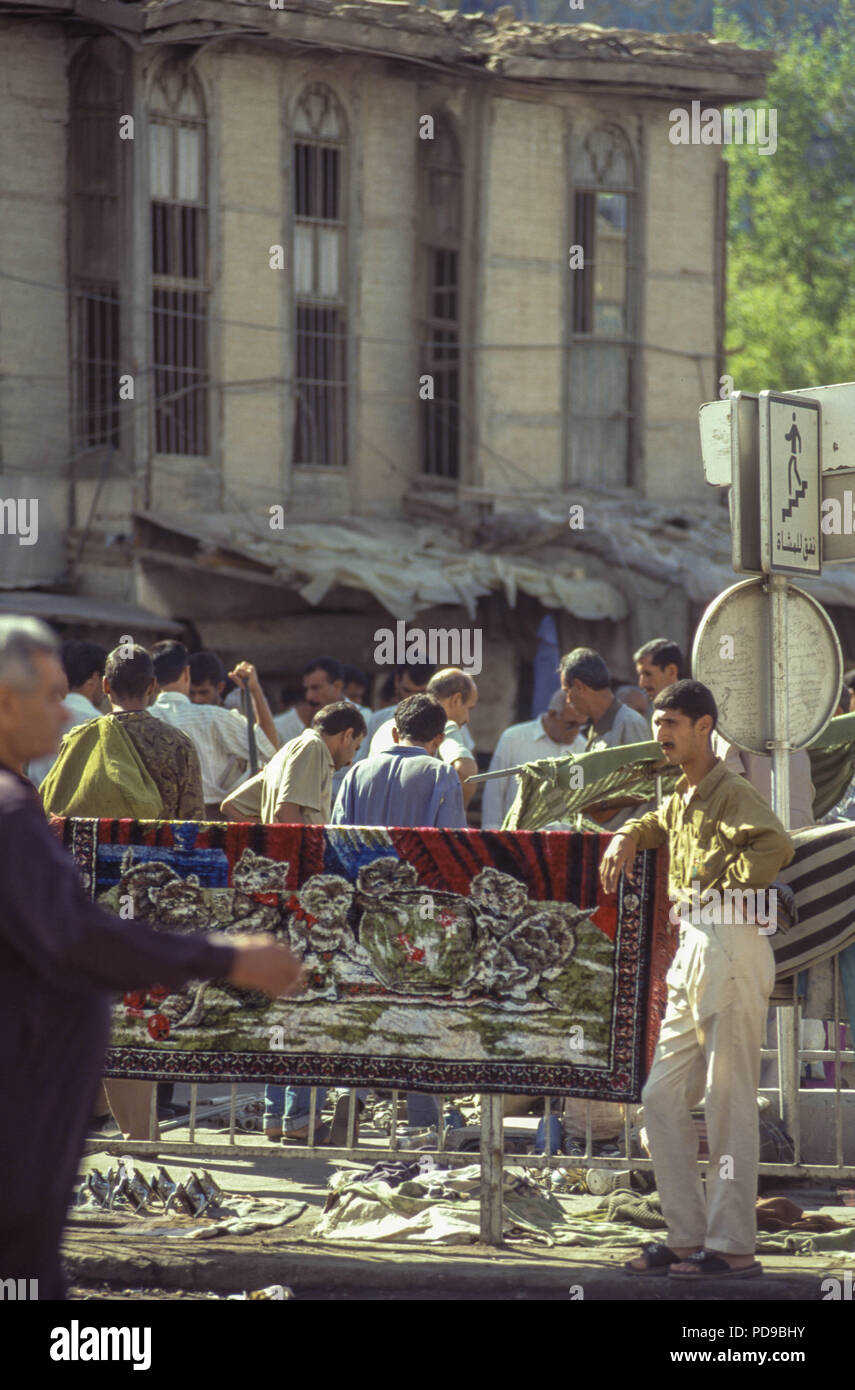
[41,715,163,819]
[501,715,855,829]
[503,741,681,832]
[808,714,855,819]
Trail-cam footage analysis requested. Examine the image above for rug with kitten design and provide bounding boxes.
[60,819,673,1099]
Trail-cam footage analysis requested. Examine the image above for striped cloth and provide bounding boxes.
[771,822,855,997]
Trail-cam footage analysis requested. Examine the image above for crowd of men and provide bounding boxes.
[7,613,855,1293]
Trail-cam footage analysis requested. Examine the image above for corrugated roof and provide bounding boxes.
[135,491,855,620]
[0,591,183,632]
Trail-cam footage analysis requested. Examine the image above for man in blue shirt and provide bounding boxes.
[330,691,465,1138]
[332,692,466,828]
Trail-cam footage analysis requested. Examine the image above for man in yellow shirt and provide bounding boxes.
[600,679,794,1282]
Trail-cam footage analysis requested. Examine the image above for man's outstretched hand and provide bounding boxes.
[599,833,638,896]
[226,935,306,997]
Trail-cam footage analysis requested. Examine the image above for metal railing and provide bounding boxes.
[86,965,855,1247]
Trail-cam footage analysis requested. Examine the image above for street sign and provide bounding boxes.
[820,468,855,563]
[692,576,841,755]
[729,391,761,574]
[699,379,855,486]
[759,391,821,576]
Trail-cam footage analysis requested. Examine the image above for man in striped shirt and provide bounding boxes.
[149,641,278,818]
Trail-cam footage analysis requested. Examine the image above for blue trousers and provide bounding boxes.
[264,1085,438,1132]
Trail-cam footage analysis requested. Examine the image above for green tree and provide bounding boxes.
[717,1,855,391]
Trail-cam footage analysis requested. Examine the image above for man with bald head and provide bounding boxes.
[481,690,585,829]
[370,666,479,808]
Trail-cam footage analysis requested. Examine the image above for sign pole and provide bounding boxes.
[768,574,800,1154]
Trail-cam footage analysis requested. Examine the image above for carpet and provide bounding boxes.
[60,819,673,1100]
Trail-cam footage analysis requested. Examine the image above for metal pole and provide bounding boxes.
[479,1093,504,1246]
[768,572,798,1140]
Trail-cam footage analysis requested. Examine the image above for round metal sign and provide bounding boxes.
[692,577,842,755]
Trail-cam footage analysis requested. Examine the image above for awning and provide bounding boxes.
[0,591,183,633]
[135,510,628,622]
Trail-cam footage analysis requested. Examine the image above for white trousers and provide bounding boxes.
[641,915,775,1254]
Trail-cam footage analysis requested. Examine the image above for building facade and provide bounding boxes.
[0,0,778,742]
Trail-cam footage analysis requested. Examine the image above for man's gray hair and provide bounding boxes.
[0,617,59,690]
[559,647,610,691]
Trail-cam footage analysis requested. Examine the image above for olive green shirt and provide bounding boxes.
[621,758,795,902]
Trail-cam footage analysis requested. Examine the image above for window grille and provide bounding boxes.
[69,52,123,451]
[568,126,637,488]
[292,85,348,468]
[149,63,208,456]
[419,120,462,480]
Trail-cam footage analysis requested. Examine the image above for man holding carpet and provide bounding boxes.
[600,679,794,1281]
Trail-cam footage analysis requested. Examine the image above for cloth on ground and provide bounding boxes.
[118,1196,307,1240]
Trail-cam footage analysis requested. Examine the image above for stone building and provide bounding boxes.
[2,0,803,746]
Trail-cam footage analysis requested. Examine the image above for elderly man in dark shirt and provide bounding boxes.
[0,617,303,1299]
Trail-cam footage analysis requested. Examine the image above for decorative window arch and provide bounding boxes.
[291,83,348,468]
[419,115,462,480]
[568,125,638,488]
[148,61,208,455]
[69,49,124,451]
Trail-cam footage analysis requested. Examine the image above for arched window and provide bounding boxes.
[419,117,462,480]
[69,50,123,451]
[291,84,348,468]
[149,62,208,455]
[568,125,637,487]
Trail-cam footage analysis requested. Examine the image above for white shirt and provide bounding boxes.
[27,691,102,786]
[150,690,276,804]
[273,706,306,743]
[481,717,586,829]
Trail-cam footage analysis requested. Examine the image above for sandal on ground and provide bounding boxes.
[282,1121,331,1146]
[622,1242,680,1275]
[668,1250,763,1280]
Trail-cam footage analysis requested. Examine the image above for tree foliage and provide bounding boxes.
[717,1,855,391]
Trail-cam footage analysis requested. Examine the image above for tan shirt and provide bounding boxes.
[260,728,334,824]
[621,758,795,903]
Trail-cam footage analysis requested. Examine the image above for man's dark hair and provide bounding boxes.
[105,644,155,700]
[150,639,189,686]
[427,669,476,701]
[189,651,225,687]
[394,692,446,744]
[396,662,435,686]
[303,656,344,685]
[652,678,717,728]
[840,684,849,714]
[633,638,686,678]
[61,640,107,690]
[559,647,610,691]
[844,669,855,694]
[343,664,368,691]
[312,701,367,736]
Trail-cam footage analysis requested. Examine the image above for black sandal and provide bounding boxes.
[669,1250,762,1280]
[622,1242,679,1276]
